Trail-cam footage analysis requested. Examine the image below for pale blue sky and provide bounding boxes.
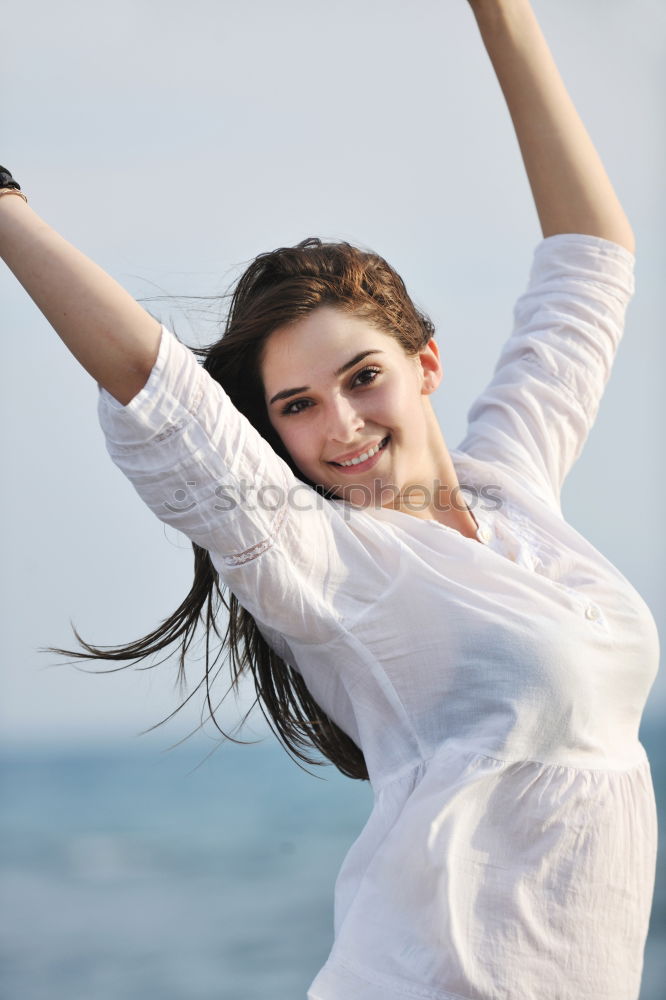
[1,0,664,744]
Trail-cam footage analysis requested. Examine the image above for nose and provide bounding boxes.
[327,393,364,443]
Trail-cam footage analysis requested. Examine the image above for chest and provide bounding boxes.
[350,500,659,717]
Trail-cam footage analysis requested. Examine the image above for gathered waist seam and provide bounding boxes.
[373,741,650,792]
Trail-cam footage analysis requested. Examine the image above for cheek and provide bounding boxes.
[277,423,316,465]
[374,378,413,420]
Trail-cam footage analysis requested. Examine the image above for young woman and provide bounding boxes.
[1,1,659,998]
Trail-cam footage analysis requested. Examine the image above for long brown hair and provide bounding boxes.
[45,237,435,781]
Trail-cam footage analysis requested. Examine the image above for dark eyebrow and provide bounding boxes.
[268,350,385,406]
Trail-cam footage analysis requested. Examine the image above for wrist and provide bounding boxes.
[468,0,529,29]
[0,192,37,262]
[469,0,539,53]
[0,166,29,211]
[0,191,30,224]
[0,189,28,207]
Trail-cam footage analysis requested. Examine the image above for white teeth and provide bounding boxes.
[338,439,385,467]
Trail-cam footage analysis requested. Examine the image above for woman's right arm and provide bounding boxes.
[466,0,635,252]
[0,191,161,405]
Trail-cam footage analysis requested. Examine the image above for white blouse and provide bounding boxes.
[98,234,659,1000]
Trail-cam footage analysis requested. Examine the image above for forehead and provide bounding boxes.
[260,306,402,385]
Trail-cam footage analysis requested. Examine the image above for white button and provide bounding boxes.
[585,604,601,621]
[477,524,492,544]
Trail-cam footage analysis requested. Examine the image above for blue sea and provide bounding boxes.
[1,717,664,1000]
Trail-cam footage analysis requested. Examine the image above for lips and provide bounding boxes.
[328,435,390,470]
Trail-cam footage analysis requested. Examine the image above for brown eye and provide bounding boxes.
[281,398,312,417]
[352,366,382,387]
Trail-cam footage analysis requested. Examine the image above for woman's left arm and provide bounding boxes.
[467,0,635,253]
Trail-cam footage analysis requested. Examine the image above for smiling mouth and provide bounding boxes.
[329,436,390,468]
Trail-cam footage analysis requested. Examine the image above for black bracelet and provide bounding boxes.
[0,166,22,191]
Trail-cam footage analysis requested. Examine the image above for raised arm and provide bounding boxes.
[467,0,635,253]
[0,175,161,405]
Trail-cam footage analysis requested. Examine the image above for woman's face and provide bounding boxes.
[260,305,442,507]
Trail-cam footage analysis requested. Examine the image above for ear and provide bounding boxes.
[417,338,443,395]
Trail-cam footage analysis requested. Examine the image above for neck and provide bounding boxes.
[384,400,480,538]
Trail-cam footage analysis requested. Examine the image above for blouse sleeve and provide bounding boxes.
[456,234,636,510]
[97,326,392,647]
